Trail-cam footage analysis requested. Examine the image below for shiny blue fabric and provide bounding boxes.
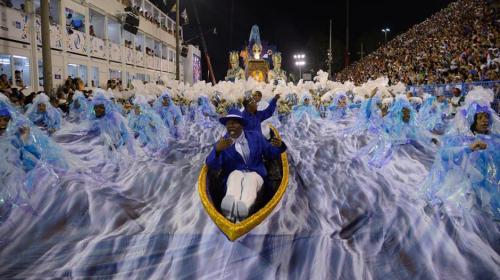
[291,96,320,120]
[89,93,134,154]
[327,94,350,121]
[25,95,62,133]
[192,96,218,128]
[418,97,450,133]
[69,91,92,122]
[154,93,184,138]
[423,100,499,219]
[0,86,499,279]
[423,133,499,219]
[127,103,170,154]
[359,98,436,168]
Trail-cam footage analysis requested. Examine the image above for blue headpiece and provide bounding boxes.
[0,107,11,118]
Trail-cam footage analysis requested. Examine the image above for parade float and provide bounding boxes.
[225,25,287,84]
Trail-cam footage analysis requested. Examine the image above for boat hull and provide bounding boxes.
[198,125,289,241]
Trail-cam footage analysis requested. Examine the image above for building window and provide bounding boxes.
[136,73,145,82]
[65,8,85,33]
[49,0,61,25]
[169,49,175,62]
[0,55,12,80]
[89,9,105,39]
[8,0,25,11]
[108,18,122,44]
[12,55,30,87]
[126,71,134,88]
[123,30,134,49]
[109,69,122,80]
[34,0,61,25]
[68,63,88,86]
[161,44,167,60]
[92,67,99,88]
[135,33,144,52]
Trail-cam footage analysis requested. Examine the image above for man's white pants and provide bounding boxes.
[226,170,264,209]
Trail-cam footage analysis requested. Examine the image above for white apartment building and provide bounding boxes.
[0,0,202,92]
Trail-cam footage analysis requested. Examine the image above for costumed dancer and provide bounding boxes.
[291,94,320,121]
[1,99,70,224]
[0,104,31,224]
[88,90,135,156]
[154,91,184,139]
[25,93,62,134]
[128,95,170,154]
[326,92,352,121]
[349,88,388,135]
[360,96,438,168]
[206,109,287,222]
[422,87,499,219]
[68,91,92,122]
[418,91,450,134]
[449,85,465,116]
[193,96,219,128]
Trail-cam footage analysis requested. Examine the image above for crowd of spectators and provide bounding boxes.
[336,0,499,86]
[121,0,166,29]
[0,70,35,109]
[0,75,133,116]
[146,47,157,56]
[124,40,134,49]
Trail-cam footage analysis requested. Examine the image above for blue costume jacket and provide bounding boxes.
[242,98,277,133]
[206,130,286,181]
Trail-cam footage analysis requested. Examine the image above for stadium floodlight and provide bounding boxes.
[382,28,391,43]
[293,53,306,79]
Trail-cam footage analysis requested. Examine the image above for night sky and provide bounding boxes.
[175,0,455,82]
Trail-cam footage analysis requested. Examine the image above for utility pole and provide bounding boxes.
[344,0,350,67]
[229,0,234,49]
[26,0,38,92]
[358,42,364,59]
[41,0,52,94]
[175,0,180,81]
[191,0,216,84]
[328,19,332,79]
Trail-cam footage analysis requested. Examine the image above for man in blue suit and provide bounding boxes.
[241,93,279,135]
[206,109,287,222]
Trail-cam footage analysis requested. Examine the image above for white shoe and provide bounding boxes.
[236,201,249,220]
[221,195,235,222]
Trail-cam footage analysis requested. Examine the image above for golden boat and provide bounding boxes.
[198,125,289,241]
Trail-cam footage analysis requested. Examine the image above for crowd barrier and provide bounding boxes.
[407,80,500,113]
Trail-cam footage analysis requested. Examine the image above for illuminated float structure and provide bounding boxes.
[225,25,286,83]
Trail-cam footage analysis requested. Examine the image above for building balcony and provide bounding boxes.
[122,46,135,65]
[66,29,87,55]
[135,50,144,66]
[90,36,106,59]
[109,41,122,62]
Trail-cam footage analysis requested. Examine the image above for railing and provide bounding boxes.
[407,80,500,113]
[407,81,500,96]
[0,5,178,68]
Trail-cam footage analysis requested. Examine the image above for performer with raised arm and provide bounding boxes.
[206,109,286,222]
